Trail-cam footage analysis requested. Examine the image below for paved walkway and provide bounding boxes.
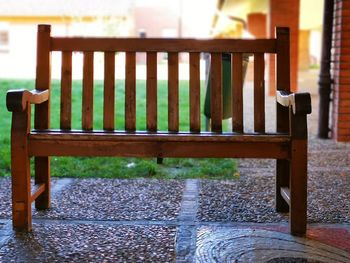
[0,70,349,262]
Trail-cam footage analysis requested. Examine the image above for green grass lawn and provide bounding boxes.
[0,79,237,179]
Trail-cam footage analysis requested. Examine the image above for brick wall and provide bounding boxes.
[268,0,300,95]
[298,30,310,71]
[332,0,350,141]
[247,13,267,38]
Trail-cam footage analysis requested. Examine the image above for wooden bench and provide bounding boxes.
[7,25,311,235]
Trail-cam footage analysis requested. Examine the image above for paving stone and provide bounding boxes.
[195,227,350,263]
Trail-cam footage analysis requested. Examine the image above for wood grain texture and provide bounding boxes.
[232,53,243,133]
[289,138,307,235]
[254,53,265,133]
[35,24,51,130]
[30,184,46,203]
[276,159,290,212]
[9,25,312,236]
[189,52,201,132]
[6,89,49,112]
[29,130,290,141]
[61,51,72,130]
[147,52,157,132]
[11,109,32,231]
[276,27,290,134]
[34,24,51,212]
[125,52,136,131]
[210,53,222,132]
[52,38,277,53]
[168,52,179,132]
[103,52,115,130]
[82,51,94,130]
[28,133,289,159]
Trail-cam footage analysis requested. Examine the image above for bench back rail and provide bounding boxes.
[34,25,290,135]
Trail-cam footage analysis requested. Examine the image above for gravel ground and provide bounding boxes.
[198,173,288,223]
[0,177,11,218]
[198,169,350,223]
[0,223,176,263]
[0,72,349,261]
[33,179,183,221]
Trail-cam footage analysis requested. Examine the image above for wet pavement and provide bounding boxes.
[1,71,350,262]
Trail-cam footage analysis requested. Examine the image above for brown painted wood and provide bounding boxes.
[125,52,136,131]
[147,52,157,132]
[7,89,49,112]
[189,52,201,132]
[289,138,307,235]
[280,187,291,206]
[34,24,51,212]
[30,184,46,203]
[61,51,72,130]
[210,53,222,132]
[52,37,277,53]
[168,52,179,132]
[254,53,265,133]
[82,51,94,130]
[11,109,32,231]
[289,111,308,236]
[35,24,51,129]
[232,53,243,133]
[276,27,290,133]
[276,159,290,212]
[277,91,312,115]
[103,52,115,130]
[29,130,290,142]
[28,137,289,159]
[8,25,312,236]
[275,27,292,216]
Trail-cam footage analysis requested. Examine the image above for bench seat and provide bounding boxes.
[29,130,290,159]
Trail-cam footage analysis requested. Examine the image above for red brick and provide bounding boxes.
[338,76,350,83]
[338,114,350,121]
[337,128,350,136]
[336,135,350,142]
[269,0,299,95]
[338,91,350,99]
[338,106,350,113]
[338,121,350,128]
[339,99,350,107]
[332,68,350,77]
[247,13,267,38]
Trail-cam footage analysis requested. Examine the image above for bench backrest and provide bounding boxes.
[35,25,290,134]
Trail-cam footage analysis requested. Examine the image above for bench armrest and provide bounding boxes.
[276,90,312,115]
[7,89,49,112]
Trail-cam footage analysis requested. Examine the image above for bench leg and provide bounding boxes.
[275,159,290,212]
[289,140,307,236]
[11,111,32,231]
[12,155,32,232]
[35,157,51,210]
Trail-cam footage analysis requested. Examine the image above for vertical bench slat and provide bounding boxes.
[254,53,265,133]
[147,52,157,132]
[82,51,94,130]
[103,52,115,130]
[125,52,136,131]
[189,52,201,133]
[210,53,222,132]
[232,53,243,133]
[34,24,51,212]
[168,52,179,132]
[60,51,72,130]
